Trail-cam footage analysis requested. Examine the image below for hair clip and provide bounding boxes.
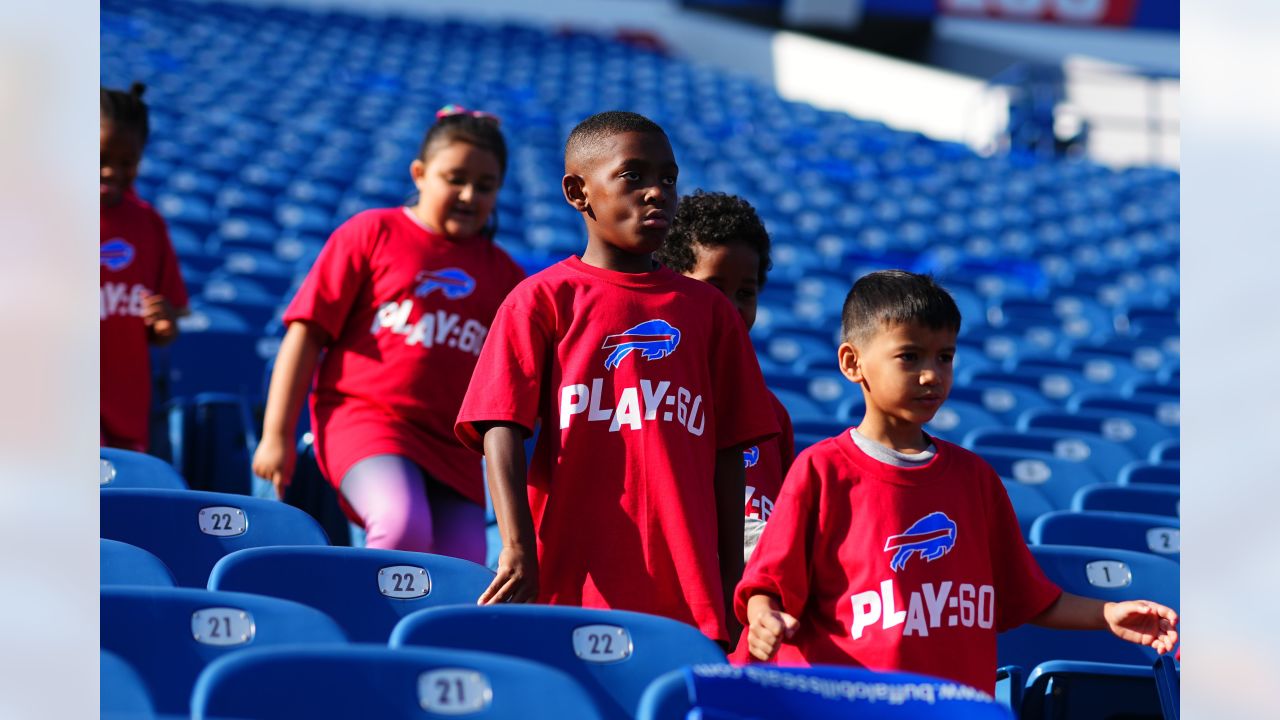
[436,104,500,126]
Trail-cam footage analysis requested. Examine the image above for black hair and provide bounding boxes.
[564,111,667,168]
[657,190,772,287]
[841,270,962,345]
[100,83,150,145]
[417,112,508,177]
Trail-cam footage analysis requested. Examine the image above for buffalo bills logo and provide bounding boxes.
[100,238,135,271]
[601,319,681,370]
[883,512,957,572]
[414,268,475,299]
[743,446,760,468]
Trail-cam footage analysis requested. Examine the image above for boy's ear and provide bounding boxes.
[562,173,588,212]
[838,341,864,384]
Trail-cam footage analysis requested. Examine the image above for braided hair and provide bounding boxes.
[100,82,150,145]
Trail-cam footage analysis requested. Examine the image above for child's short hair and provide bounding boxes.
[418,106,508,177]
[564,111,667,167]
[841,270,962,345]
[101,83,150,144]
[656,190,772,287]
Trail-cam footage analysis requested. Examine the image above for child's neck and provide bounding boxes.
[856,409,931,454]
[581,239,656,274]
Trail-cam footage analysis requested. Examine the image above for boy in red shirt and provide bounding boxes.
[456,112,778,646]
[734,270,1178,692]
[655,190,795,562]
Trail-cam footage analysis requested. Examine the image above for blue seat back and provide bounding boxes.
[1118,461,1179,487]
[1018,409,1171,459]
[1030,511,1180,561]
[924,400,1002,443]
[1073,483,1180,518]
[101,488,329,587]
[637,664,1014,720]
[192,645,605,720]
[101,538,176,587]
[208,546,495,642]
[997,546,1178,670]
[101,649,155,720]
[1021,660,1162,720]
[975,449,1101,510]
[100,448,187,490]
[1001,480,1056,539]
[964,428,1137,484]
[390,605,726,719]
[1148,439,1179,463]
[164,393,258,495]
[101,587,346,715]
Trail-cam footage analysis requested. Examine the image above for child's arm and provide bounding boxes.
[1032,591,1179,654]
[252,321,327,499]
[477,422,539,605]
[715,447,747,645]
[744,593,799,661]
[142,292,181,346]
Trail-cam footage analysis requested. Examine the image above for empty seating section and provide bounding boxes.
[100,0,1177,715]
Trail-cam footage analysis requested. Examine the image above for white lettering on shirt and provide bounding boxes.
[848,579,995,641]
[557,378,707,436]
[371,299,489,357]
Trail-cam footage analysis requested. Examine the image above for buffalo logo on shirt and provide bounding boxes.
[743,445,760,468]
[414,268,476,300]
[884,512,958,572]
[601,319,681,370]
[100,238,135,271]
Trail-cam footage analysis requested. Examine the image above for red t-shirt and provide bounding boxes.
[100,193,189,451]
[456,256,780,642]
[744,391,794,522]
[284,208,524,509]
[732,430,1062,693]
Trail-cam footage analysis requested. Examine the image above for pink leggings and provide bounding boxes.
[339,454,485,563]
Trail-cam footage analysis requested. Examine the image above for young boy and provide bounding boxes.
[655,190,795,562]
[455,112,779,646]
[733,270,1178,692]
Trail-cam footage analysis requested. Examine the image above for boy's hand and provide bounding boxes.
[478,545,539,605]
[142,292,179,343]
[1104,600,1179,654]
[745,594,799,661]
[251,433,296,500]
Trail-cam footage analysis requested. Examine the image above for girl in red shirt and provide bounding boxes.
[253,107,523,559]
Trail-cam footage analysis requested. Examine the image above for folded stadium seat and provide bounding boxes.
[762,331,838,374]
[214,185,275,222]
[1153,654,1180,720]
[278,434,351,546]
[770,388,831,427]
[923,400,1003,444]
[1118,461,1179,487]
[1018,408,1172,459]
[1068,394,1179,436]
[101,587,346,718]
[1073,484,1179,519]
[997,546,1178,672]
[962,428,1137,485]
[764,369,853,415]
[961,367,1087,405]
[165,330,276,400]
[1001,479,1056,539]
[164,393,258,495]
[200,273,284,309]
[208,546,495,642]
[975,449,1101,511]
[102,649,155,720]
[191,645,605,720]
[955,327,1046,374]
[176,301,254,334]
[207,216,283,252]
[1148,439,1179,464]
[1124,378,1179,400]
[101,488,329,587]
[637,664,1013,720]
[1010,355,1131,395]
[390,605,726,720]
[155,192,217,239]
[1018,660,1164,720]
[101,538,177,588]
[1064,339,1168,379]
[949,383,1052,427]
[1030,511,1180,561]
[100,447,188,490]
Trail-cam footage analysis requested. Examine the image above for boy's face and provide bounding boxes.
[101,120,142,207]
[566,131,678,257]
[684,243,760,329]
[840,321,956,428]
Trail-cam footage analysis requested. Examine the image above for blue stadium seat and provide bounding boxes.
[1002,480,1056,539]
[208,546,495,642]
[924,400,1003,443]
[390,605,726,719]
[192,645,605,720]
[101,488,329,587]
[1020,660,1164,720]
[1073,483,1179,518]
[165,331,276,399]
[638,664,1013,720]
[949,383,1052,426]
[101,587,346,717]
[963,428,1136,484]
[770,388,831,425]
[1068,393,1179,433]
[164,393,258,495]
[102,649,155,720]
[1148,439,1179,464]
[997,546,1178,671]
[1118,461,1179,487]
[1030,511,1180,561]
[1018,409,1172,459]
[101,538,177,587]
[975,449,1101,510]
[99,447,188,490]
[1153,654,1180,720]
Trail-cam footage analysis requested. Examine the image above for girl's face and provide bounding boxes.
[101,120,142,207]
[410,141,502,240]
